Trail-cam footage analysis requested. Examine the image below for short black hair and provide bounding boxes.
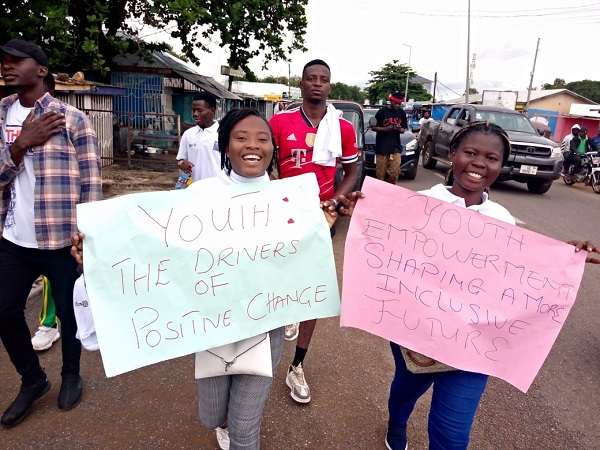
[43,72,55,93]
[217,108,277,174]
[302,59,330,78]
[192,91,217,108]
[580,126,588,133]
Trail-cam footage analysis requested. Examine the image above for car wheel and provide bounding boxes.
[403,164,418,180]
[527,179,553,194]
[592,172,600,194]
[422,141,437,169]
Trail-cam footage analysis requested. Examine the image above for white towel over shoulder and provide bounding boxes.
[312,104,343,167]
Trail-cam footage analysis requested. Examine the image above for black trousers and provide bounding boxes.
[0,238,80,384]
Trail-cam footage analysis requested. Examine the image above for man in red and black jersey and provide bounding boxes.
[270,59,357,404]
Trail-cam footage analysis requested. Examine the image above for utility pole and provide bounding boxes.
[465,0,471,104]
[288,62,291,98]
[432,72,438,103]
[525,38,540,114]
[403,43,412,103]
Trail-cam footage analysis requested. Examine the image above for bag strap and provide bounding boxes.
[205,334,268,372]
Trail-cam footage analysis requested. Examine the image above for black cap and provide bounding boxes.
[0,39,48,67]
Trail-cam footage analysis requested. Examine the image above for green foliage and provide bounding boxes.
[565,80,600,104]
[541,77,600,103]
[367,60,431,105]
[469,87,479,95]
[0,0,308,80]
[258,74,301,87]
[542,78,567,89]
[329,82,366,103]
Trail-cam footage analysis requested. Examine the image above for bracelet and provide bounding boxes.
[329,198,339,207]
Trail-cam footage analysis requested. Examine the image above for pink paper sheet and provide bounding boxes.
[341,177,586,392]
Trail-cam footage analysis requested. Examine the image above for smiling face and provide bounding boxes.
[226,115,274,178]
[300,64,331,105]
[0,54,46,92]
[192,100,216,129]
[449,131,504,205]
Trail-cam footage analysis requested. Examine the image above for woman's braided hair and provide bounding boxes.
[218,107,278,174]
[444,120,511,187]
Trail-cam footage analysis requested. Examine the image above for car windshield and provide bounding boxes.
[473,111,538,134]
[341,110,364,148]
[363,109,377,129]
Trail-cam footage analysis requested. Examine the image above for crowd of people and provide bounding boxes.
[1,40,599,450]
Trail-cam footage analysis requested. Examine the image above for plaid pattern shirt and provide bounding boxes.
[0,93,102,249]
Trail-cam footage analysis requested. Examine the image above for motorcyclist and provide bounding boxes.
[560,124,580,153]
[563,126,599,175]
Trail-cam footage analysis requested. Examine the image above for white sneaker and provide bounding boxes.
[31,326,60,351]
[215,426,230,450]
[285,363,311,403]
[284,323,299,341]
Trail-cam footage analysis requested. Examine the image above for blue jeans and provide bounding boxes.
[388,342,488,450]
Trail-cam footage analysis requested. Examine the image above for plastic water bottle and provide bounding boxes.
[175,171,191,189]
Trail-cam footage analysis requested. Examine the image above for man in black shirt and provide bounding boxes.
[372,91,408,183]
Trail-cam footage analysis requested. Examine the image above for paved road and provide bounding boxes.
[1,165,598,449]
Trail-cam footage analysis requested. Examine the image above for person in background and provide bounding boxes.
[417,109,432,129]
[274,101,285,115]
[560,124,580,154]
[0,38,102,428]
[269,58,358,404]
[371,91,407,184]
[564,125,599,175]
[176,91,220,182]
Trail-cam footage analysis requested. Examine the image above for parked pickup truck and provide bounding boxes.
[418,104,563,194]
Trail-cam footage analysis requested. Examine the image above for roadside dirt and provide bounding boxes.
[101,163,179,198]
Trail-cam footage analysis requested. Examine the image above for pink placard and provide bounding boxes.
[341,177,587,392]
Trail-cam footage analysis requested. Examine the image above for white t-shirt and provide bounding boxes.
[176,121,220,182]
[418,117,433,127]
[419,184,515,225]
[73,274,99,351]
[2,100,38,248]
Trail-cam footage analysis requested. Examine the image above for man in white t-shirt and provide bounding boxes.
[0,39,102,428]
[176,91,220,182]
[418,110,432,129]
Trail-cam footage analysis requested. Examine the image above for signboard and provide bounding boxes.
[482,90,519,110]
[220,65,245,78]
[76,174,340,377]
[264,94,283,101]
[341,177,586,393]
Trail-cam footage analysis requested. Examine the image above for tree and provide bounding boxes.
[329,82,366,103]
[258,75,301,87]
[366,60,431,105]
[0,0,308,79]
[542,78,567,90]
[565,80,600,104]
[541,78,600,103]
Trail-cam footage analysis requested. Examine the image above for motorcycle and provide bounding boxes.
[561,151,600,194]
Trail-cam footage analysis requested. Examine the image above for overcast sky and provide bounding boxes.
[149,1,600,100]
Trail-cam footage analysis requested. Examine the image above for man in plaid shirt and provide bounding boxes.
[0,39,102,428]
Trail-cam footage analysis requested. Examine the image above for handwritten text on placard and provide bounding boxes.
[341,177,586,392]
[77,173,340,377]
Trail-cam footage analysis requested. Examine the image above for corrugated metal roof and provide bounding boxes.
[112,51,241,101]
